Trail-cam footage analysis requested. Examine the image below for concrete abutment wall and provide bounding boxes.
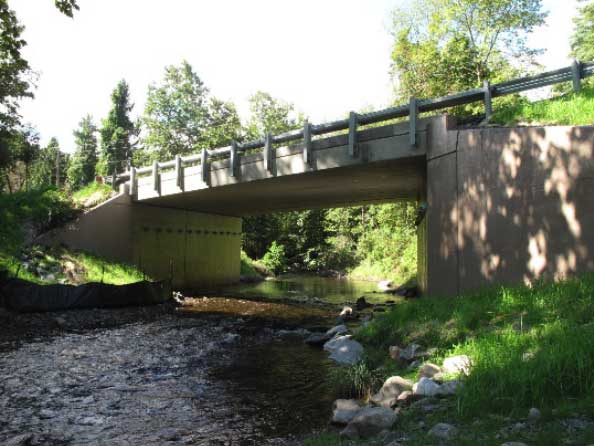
[420,117,594,296]
[43,191,241,289]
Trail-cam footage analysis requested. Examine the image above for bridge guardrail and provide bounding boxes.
[115,60,594,191]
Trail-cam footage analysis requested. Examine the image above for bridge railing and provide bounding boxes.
[118,60,594,193]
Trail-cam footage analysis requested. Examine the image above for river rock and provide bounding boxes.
[339,306,354,320]
[340,407,397,439]
[412,377,441,397]
[528,407,541,421]
[396,390,416,406]
[443,355,472,375]
[326,324,348,337]
[355,297,371,310]
[331,399,364,425]
[435,379,462,396]
[304,332,331,347]
[377,280,394,291]
[389,345,401,361]
[399,343,424,361]
[5,434,34,446]
[371,376,414,408]
[428,422,458,440]
[418,363,441,379]
[323,335,364,365]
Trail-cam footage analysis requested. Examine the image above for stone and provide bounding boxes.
[396,390,416,406]
[378,280,394,291]
[339,306,354,319]
[54,317,67,328]
[304,332,331,347]
[428,423,458,440]
[323,335,364,365]
[331,399,364,425]
[442,355,472,376]
[5,434,34,446]
[39,409,57,419]
[371,376,414,408]
[340,407,397,439]
[418,363,441,379]
[399,343,425,361]
[528,407,541,421]
[412,377,441,397]
[389,345,401,361]
[355,296,371,310]
[435,379,462,396]
[326,324,348,337]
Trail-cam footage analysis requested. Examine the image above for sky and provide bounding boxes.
[12,0,581,154]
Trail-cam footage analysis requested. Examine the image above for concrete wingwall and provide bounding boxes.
[421,118,594,296]
[42,190,242,289]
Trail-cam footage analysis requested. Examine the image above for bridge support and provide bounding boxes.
[419,117,594,296]
[42,187,241,289]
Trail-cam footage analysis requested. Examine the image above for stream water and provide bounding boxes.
[0,275,394,445]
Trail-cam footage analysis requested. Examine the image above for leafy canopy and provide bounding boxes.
[67,115,98,189]
[571,0,594,62]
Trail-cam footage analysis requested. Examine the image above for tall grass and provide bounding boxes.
[356,274,594,416]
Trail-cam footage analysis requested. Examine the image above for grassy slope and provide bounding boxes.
[492,86,594,126]
[0,188,144,285]
[305,274,594,445]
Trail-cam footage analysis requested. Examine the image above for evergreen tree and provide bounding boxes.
[67,115,97,189]
[30,137,67,188]
[571,0,594,62]
[98,80,135,175]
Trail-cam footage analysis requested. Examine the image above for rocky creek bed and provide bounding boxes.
[0,299,338,446]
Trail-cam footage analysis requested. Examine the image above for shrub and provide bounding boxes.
[260,241,287,275]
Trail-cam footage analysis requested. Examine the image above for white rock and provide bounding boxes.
[323,335,364,365]
[442,355,472,376]
[528,407,541,421]
[326,324,349,337]
[435,379,462,396]
[331,399,364,425]
[371,376,414,408]
[418,363,441,379]
[339,306,353,318]
[399,343,424,361]
[378,280,393,291]
[428,422,458,440]
[412,377,441,397]
[340,407,397,439]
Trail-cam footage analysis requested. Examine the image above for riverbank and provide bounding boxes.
[302,273,594,446]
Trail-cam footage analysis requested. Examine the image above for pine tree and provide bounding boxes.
[571,0,594,62]
[67,115,97,189]
[98,80,135,175]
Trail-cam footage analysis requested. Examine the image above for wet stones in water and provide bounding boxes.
[355,297,372,311]
[305,324,347,348]
[331,399,365,425]
[340,407,398,439]
[323,335,363,365]
[339,306,356,321]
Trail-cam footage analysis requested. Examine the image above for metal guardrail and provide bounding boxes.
[118,60,594,190]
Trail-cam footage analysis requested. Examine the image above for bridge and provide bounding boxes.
[46,63,594,296]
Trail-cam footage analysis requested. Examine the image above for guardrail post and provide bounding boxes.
[264,133,273,173]
[303,120,313,166]
[174,155,183,190]
[409,97,418,148]
[348,111,358,157]
[152,161,160,194]
[230,142,239,177]
[130,167,137,198]
[201,149,210,185]
[483,80,493,121]
[572,60,583,92]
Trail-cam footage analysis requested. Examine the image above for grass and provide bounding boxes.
[71,182,113,208]
[0,188,146,285]
[354,273,594,417]
[492,86,594,126]
[240,250,270,277]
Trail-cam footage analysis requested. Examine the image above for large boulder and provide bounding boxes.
[435,379,462,396]
[442,355,472,376]
[371,376,414,408]
[323,335,364,365]
[412,377,441,397]
[331,399,365,425]
[340,407,398,439]
[326,324,349,337]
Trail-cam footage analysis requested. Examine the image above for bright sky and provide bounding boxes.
[12,0,580,154]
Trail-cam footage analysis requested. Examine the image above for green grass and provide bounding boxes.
[355,273,594,417]
[71,182,113,208]
[492,86,594,126]
[241,250,270,277]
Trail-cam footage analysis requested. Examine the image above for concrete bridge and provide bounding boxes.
[46,112,594,296]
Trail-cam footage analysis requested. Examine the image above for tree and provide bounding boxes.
[390,0,547,102]
[30,137,67,188]
[245,91,302,140]
[67,115,97,189]
[141,61,241,162]
[571,0,594,62]
[98,80,136,175]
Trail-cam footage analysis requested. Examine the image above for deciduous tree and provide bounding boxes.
[67,115,97,189]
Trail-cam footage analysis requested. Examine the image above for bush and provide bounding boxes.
[259,241,287,275]
[326,360,383,399]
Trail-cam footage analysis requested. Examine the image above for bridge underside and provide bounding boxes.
[139,157,425,216]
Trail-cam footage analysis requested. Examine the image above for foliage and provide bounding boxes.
[356,272,594,416]
[491,86,594,125]
[97,80,136,175]
[1,126,40,193]
[71,181,113,208]
[54,0,79,17]
[67,115,98,189]
[259,241,287,275]
[30,136,68,189]
[141,60,241,161]
[390,0,547,105]
[244,91,302,140]
[326,360,383,399]
[571,0,594,63]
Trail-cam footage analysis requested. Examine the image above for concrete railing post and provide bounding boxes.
[409,97,418,148]
[303,120,312,166]
[174,154,183,190]
[201,149,209,185]
[129,167,137,198]
[348,111,358,157]
[230,142,239,177]
[264,133,273,173]
[152,161,160,194]
[572,60,583,92]
[483,80,493,121]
